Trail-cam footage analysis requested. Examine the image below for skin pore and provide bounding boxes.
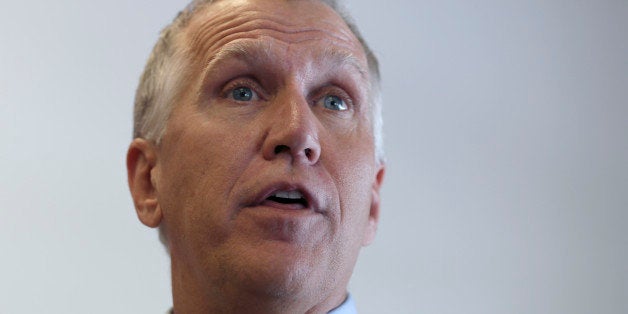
[127,1,384,313]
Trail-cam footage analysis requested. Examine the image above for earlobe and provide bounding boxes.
[127,138,163,228]
[362,164,385,246]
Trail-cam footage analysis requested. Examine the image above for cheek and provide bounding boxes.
[324,152,375,269]
[157,120,257,249]
[324,133,376,230]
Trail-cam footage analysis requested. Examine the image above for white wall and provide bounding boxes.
[1,1,626,313]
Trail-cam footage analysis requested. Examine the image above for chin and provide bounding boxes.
[228,243,330,299]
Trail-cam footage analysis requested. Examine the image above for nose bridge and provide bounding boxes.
[262,86,321,164]
[280,89,314,138]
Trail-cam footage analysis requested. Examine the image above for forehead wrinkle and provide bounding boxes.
[194,21,357,62]
[200,38,368,87]
[185,6,358,61]
[320,46,369,82]
[204,39,274,73]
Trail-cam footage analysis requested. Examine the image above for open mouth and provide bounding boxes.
[265,190,309,207]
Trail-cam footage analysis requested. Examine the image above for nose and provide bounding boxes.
[261,91,321,165]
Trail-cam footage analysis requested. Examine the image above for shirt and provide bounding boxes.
[329,294,358,314]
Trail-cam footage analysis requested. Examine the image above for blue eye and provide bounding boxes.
[323,95,347,111]
[232,87,254,101]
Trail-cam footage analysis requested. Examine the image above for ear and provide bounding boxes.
[126,138,162,228]
[362,163,385,246]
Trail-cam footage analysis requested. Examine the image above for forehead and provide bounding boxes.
[181,0,367,67]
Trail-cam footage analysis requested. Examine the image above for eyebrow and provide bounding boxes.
[201,39,369,81]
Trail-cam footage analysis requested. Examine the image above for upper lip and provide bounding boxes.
[250,181,321,212]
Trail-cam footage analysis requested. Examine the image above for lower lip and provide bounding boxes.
[259,199,308,211]
[240,203,321,240]
[244,202,316,218]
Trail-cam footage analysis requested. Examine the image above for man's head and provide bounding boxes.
[127,0,384,312]
[133,0,383,161]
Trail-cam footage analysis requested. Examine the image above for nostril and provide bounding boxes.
[271,145,316,161]
[274,145,289,155]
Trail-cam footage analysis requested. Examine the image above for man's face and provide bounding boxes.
[149,0,383,301]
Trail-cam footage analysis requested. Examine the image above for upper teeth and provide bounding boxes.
[273,190,303,199]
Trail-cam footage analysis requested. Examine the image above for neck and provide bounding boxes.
[170,261,348,314]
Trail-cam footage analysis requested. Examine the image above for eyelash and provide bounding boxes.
[313,87,354,110]
[220,78,260,98]
[220,78,355,110]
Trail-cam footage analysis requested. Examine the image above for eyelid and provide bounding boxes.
[313,85,354,110]
[221,77,265,100]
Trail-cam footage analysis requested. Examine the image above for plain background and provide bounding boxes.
[1,0,627,313]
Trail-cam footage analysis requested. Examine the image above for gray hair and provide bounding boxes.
[134,0,383,249]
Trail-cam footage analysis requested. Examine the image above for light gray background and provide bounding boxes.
[1,1,626,313]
